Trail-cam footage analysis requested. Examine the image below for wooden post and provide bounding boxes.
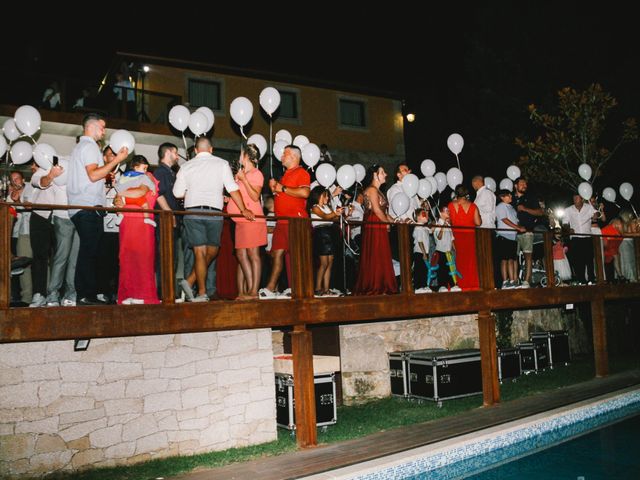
[593,235,605,284]
[397,223,413,294]
[476,228,495,290]
[591,297,609,377]
[159,210,175,304]
[291,324,317,448]
[288,217,314,299]
[0,204,11,309]
[477,310,500,406]
[543,231,556,288]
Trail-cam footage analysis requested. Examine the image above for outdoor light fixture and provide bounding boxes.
[142,65,150,73]
[406,113,416,123]
[554,208,565,218]
[74,339,90,351]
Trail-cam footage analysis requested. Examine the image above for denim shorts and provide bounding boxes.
[183,211,223,247]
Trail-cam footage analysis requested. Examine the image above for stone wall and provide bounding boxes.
[0,330,276,478]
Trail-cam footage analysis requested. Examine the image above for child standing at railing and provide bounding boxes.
[433,206,461,292]
[552,231,572,283]
[309,186,343,297]
[412,208,432,293]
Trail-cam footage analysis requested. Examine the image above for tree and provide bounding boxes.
[515,84,637,191]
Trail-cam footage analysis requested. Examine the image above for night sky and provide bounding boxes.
[4,3,638,205]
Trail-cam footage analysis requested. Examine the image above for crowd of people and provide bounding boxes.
[5,113,639,306]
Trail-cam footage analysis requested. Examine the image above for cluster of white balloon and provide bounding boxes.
[167,104,216,155]
[1,104,137,188]
[574,163,634,209]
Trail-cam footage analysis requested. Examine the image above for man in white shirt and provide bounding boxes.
[472,175,496,229]
[563,193,598,284]
[173,137,254,302]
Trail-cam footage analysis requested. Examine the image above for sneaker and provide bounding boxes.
[131,298,144,304]
[143,218,157,228]
[519,281,530,289]
[96,294,108,303]
[450,285,462,292]
[45,292,60,307]
[279,288,292,298]
[78,297,104,306]
[121,298,135,305]
[329,288,344,296]
[415,287,433,294]
[323,289,341,297]
[179,279,195,302]
[11,256,32,270]
[501,280,510,289]
[191,294,209,302]
[61,298,76,307]
[29,293,46,308]
[438,286,449,293]
[259,288,279,300]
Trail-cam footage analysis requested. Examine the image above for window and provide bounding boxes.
[278,90,298,119]
[188,79,221,111]
[339,99,366,128]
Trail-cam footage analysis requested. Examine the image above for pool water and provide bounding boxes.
[466,414,640,479]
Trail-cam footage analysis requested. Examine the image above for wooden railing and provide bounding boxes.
[2,202,640,448]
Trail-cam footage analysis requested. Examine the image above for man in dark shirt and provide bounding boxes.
[154,142,181,297]
[512,177,545,287]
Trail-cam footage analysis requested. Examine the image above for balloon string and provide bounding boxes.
[28,135,38,146]
[269,117,273,179]
[181,133,188,159]
[455,153,460,171]
[240,126,247,140]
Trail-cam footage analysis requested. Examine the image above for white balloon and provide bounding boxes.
[0,136,6,157]
[426,176,438,196]
[272,139,288,162]
[484,177,497,192]
[506,165,521,181]
[578,182,593,201]
[446,167,463,190]
[33,143,56,170]
[420,159,436,177]
[434,172,447,193]
[196,106,215,132]
[577,163,592,181]
[188,111,208,136]
[247,134,267,160]
[316,163,337,188]
[259,87,281,116]
[275,129,292,144]
[14,105,41,137]
[447,133,464,155]
[499,178,513,191]
[168,105,191,132]
[619,182,634,201]
[3,118,21,142]
[417,178,433,199]
[53,156,69,186]
[10,141,33,165]
[391,192,410,216]
[337,164,356,189]
[354,164,366,183]
[602,187,616,203]
[293,135,310,149]
[302,143,320,168]
[109,129,135,153]
[401,173,419,197]
[230,97,253,127]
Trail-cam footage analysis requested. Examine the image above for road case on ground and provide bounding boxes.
[530,330,570,368]
[517,341,549,374]
[407,349,482,404]
[497,347,522,383]
[389,348,448,398]
[275,372,337,430]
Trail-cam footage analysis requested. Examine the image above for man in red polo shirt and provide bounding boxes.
[261,145,310,298]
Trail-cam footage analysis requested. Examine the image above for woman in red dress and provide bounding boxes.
[116,156,160,304]
[354,165,398,295]
[448,184,481,290]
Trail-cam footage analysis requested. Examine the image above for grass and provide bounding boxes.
[48,355,639,480]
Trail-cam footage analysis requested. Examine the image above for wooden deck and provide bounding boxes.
[170,370,640,480]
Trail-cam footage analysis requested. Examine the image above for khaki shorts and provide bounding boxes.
[517,232,534,254]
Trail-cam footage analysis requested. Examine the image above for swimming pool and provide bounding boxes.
[302,388,640,480]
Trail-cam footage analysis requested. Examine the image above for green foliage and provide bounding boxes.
[495,310,514,348]
[515,84,638,191]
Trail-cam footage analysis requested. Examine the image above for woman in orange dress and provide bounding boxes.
[354,164,398,295]
[228,144,267,299]
[448,184,481,290]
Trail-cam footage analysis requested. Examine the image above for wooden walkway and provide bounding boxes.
[170,370,640,480]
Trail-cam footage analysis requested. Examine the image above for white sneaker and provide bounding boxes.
[191,294,209,302]
[438,286,449,293]
[179,279,195,301]
[61,298,76,307]
[131,298,145,304]
[519,281,530,289]
[279,288,292,298]
[259,288,279,300]
[45,293,60,307]
[122,298,135,305]
[450,285,462,292]
[329,288,343,296]
[96,294,108,303]
[29,293,46,308]
[415,287,433,294]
